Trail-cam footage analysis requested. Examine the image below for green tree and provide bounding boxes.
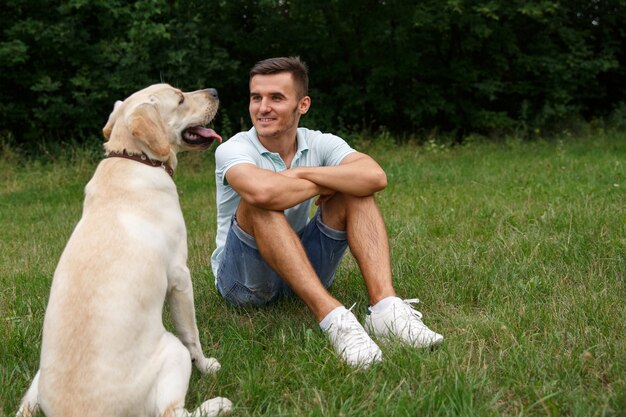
[1,0,625,150]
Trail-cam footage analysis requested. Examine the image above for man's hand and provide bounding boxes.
[315,185,336,206]
[280,168,334,206]
[279,168,334,205]
[281,153,387,198]
[277,167,302,180]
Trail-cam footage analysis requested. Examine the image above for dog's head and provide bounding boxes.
[103,83,222,166]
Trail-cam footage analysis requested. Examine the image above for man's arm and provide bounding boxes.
[225,163,324,211]
[285,152,387,197]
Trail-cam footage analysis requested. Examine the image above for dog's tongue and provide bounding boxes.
[187,126,223,143]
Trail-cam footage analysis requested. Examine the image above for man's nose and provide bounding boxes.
[259,97,271,112]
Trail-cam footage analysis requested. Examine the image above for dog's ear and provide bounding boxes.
[103,100,124,140]
[126,103,171,157]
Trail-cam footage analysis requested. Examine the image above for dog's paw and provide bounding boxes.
[195,356,221,374]
[199,397,232,416]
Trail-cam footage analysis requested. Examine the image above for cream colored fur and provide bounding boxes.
[17,84,231,417]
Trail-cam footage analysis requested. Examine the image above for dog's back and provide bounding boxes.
[37,160,183,417]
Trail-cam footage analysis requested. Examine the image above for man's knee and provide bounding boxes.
[344,194,380,216]
[321,193,378,229]
[236,200,287,235]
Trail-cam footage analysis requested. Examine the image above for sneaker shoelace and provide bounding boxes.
[335,304,374,349]
[392,299,442,346]
[401,298,423,320]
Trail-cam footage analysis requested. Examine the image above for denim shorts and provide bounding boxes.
[215,209,348,306]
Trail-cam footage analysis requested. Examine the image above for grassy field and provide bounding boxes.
[1,133,624,416]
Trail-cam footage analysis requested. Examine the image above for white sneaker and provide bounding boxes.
[364,297,444,348]
[323,306,383,368]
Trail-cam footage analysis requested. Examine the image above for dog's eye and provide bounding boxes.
[178,95,185,105]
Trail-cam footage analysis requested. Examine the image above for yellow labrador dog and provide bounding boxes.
[17,84,232,417]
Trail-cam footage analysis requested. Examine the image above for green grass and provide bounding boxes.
[1,133,625,416]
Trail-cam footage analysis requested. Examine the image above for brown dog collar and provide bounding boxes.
[105,150,174,178]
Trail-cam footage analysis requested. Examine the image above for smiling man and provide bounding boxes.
[211,56,443,367]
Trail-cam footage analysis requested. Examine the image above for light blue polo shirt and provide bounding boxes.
[211,127,355,278]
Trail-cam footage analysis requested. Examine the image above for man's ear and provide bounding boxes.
[298,96,311,115]
[102,100,124,139]
[126,103,171,157]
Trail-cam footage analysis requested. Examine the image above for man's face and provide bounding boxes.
[249,72,309,141]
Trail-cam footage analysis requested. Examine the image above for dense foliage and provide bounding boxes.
[1,0,625,148]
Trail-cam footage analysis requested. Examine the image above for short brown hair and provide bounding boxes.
[250,56,309,98]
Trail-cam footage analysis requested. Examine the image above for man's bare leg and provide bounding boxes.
[321,193,396,305]
[236,200,340,321]
[236,197,384,367]
[319,194,444,348]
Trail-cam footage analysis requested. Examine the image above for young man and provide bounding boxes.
[211,56,443,367]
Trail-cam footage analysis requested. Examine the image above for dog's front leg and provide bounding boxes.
[167,265,221,374]
[16,370,40,417]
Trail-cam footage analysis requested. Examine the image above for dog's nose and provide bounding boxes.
[206,88,219,100]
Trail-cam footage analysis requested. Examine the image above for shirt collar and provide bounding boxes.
[247,127,270,154]
[248,127,310,156]
[295,129,310,156]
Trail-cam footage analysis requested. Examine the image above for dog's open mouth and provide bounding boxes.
[182,126,223,146]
